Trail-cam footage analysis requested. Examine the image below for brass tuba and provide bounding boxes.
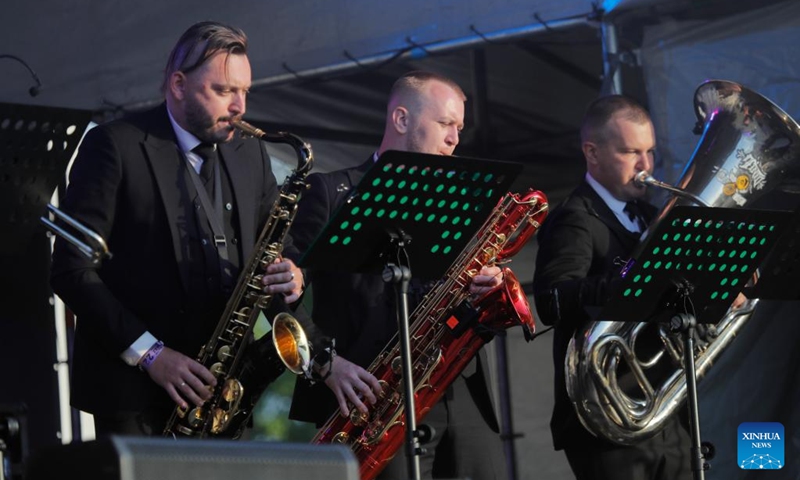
[163,119,320,439]
[566,80,800,445]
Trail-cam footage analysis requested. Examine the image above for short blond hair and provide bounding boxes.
[581,95,651,144]
[388,71,466,109]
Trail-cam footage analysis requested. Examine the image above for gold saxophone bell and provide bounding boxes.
[566,79,800,445]
[272,312,312,376]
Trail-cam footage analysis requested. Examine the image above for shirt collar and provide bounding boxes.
[585,172,642,233]
[166,107,204,154]
[585,173,627,214]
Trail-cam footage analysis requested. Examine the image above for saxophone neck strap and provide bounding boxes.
[182,151,232,288]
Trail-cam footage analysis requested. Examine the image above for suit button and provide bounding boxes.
[232,238,238,245]
[225,203,232,211]
[201,239,208,246]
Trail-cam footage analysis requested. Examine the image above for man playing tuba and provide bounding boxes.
[533,95,692,480]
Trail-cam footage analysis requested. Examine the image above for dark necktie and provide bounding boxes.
[624,200,645,231]
[193,142,218,185]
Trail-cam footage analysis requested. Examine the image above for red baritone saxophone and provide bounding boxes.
[312,189,549,480]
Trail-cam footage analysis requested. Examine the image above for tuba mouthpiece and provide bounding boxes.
[634,171,654,187]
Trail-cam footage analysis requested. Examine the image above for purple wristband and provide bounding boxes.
[139,340,164,371]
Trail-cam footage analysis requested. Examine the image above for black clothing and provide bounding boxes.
[51,105,289,420]
[533,180,691,480]
[288,158,505,479]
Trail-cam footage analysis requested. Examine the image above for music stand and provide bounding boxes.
[742,204,800,301]
[0,102,108,260]
[300,150,522,479]
[600,205,793,480]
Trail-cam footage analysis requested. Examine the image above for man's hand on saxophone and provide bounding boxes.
[468,265,504,300]
[142,347,217,411]
[320,356,383,418]
[261,257,305,304]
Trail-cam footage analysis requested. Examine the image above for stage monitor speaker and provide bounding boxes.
[25,435,359,480]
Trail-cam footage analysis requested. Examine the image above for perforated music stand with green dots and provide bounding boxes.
[601,205,792,324]
[298,150,523,280]
[598,204,792,480]
[298,149,522,480]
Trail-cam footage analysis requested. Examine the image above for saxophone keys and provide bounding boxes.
[216,345,231,361]
[174,424,196,436]
[223,379,244,403]
[210,362,226,377]
[363,421,385,444]
[350,408,369,426]
[390,356,402,375]
[332,432,350,444]
[187,407,205,428]
[377,380,389,401]
[211,407,230,435]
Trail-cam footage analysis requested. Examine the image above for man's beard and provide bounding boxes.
[184,97,232,144]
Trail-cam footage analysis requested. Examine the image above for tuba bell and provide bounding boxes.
[566,80,800,445]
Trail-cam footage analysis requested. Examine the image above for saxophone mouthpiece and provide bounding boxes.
[230,118,265,138]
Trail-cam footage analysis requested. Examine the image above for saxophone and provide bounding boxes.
[313,189,548,480]
[163,119,315,438]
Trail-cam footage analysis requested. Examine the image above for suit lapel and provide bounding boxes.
[577,182,641,244]
[218,139,258,260]
[142,106,194,296]
[341,157,375,204]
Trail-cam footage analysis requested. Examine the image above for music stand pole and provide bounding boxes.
[670,312,706,480]
[383,254,421,480]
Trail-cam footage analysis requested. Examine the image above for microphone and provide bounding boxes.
[1,54,43,97]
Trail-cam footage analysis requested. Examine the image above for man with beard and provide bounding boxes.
[50,21,303,436]
[288,71,508,479]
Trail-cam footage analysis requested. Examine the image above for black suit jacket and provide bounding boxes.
[533,180,655,450]
[51,105,283,415]
[288,158,499,431]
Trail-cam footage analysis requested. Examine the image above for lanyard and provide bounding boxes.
[182,153,232,286]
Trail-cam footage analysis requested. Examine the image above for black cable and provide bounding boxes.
[469,25,497,45]
[532,13,555,32]
[281,61,305,80]
[405,36,431,56]
[0,54,42,97]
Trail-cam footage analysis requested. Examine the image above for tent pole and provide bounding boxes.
[600,19,623,95]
